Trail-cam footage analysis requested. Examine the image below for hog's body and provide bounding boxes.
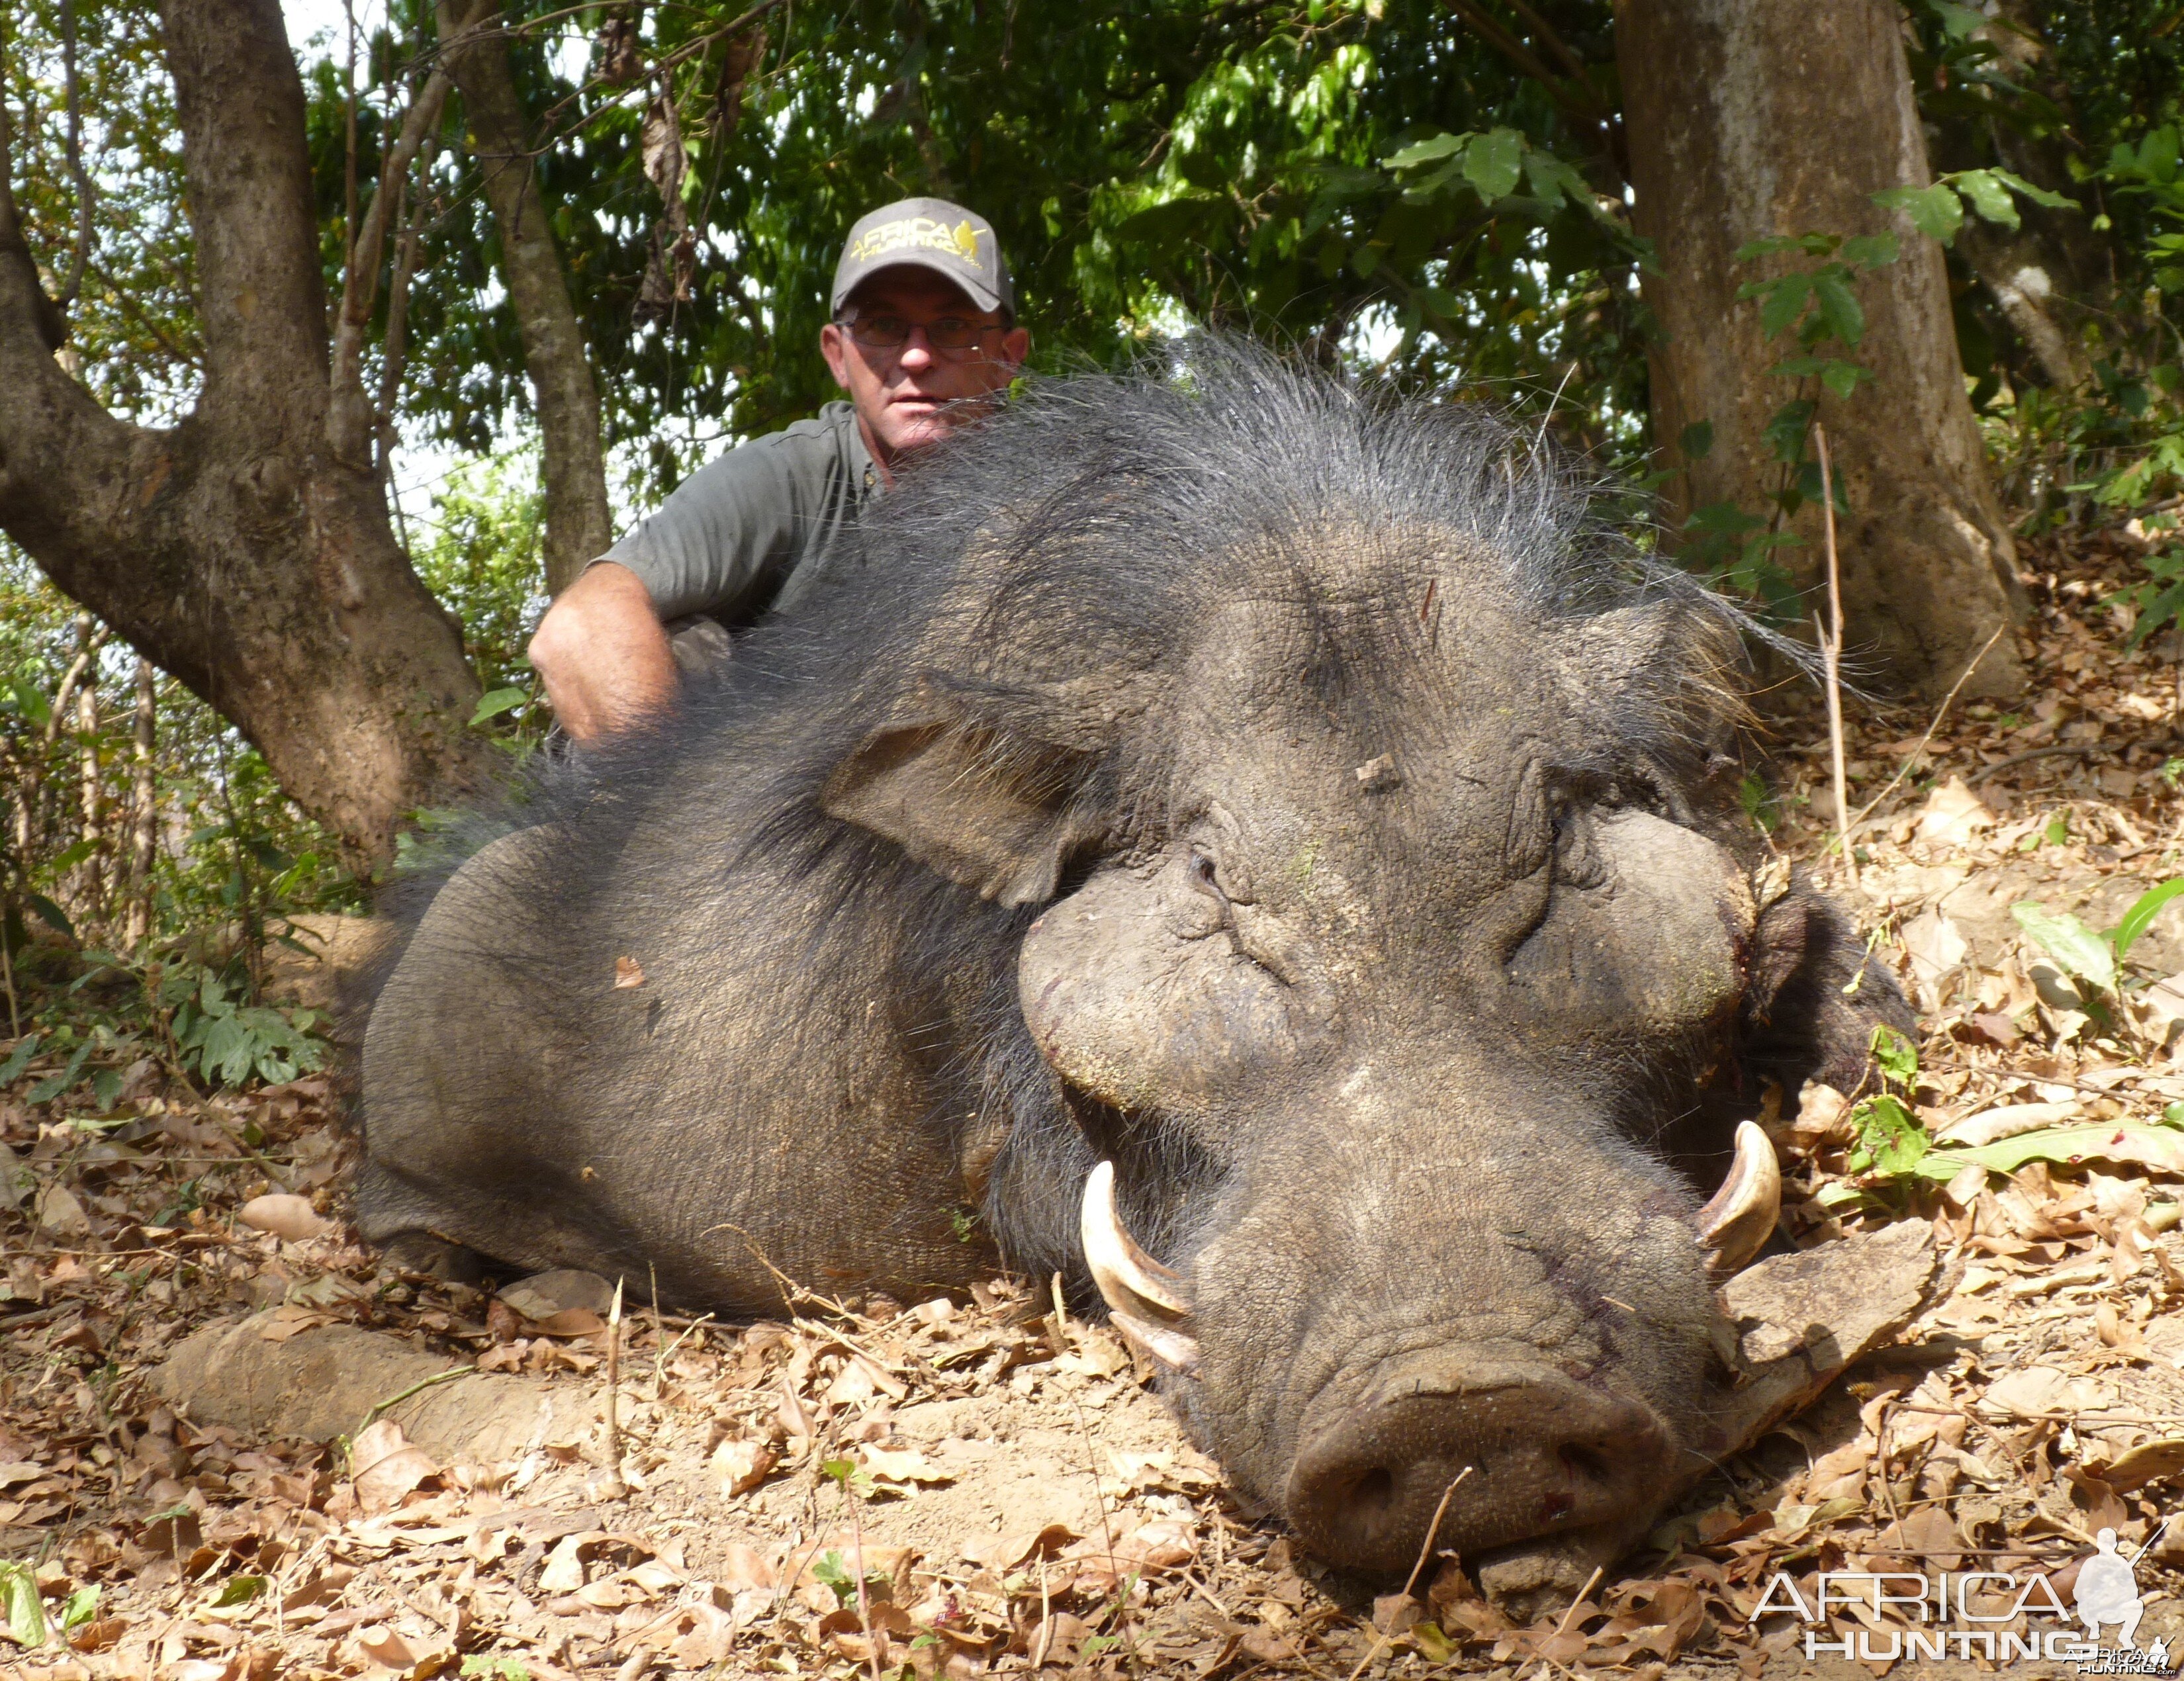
[361,344,1907,1603]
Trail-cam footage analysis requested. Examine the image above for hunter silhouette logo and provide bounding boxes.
[2077,1528,2146,1650]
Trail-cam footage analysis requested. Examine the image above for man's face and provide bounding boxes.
[819,270,1030,470]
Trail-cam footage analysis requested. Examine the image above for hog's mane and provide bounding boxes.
[367,340,1763,1287]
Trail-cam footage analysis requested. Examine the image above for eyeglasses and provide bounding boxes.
[837,312,1004,355]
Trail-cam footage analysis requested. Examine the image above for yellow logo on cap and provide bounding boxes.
[848,215,987,272]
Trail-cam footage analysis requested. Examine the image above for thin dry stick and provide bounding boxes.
[604,1276,624,1475]
[847,1468,880,1681]
[1344,1465,1475,1681]
[1516,1563,1606,1681]
[1068,1392,1139,1669]
[1815,426,1856,892]
[1841,622,2009,839]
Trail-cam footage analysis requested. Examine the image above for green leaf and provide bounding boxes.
[1839,233,1899,269]
[1983,169,2073,212]
[1927,0,1986,40]
[57,1585,99,1630]
[1520,148,1572,208]
[1917,1122,2184,1181]
[1678,420,1714,461]
[1819,359,1872,400]
[0,1561,46,1649]
[1875,182,1964,243]
[26,894,75,940]
[1953,168,2021,230]
[1847,1093,1929,1179]
[1462,128,1524,203]
[2113,878,2184,966]
[1382,131,1465,171]
[2011,901,2116,991]
[1762,398,1815,464]
[469,687,529,726]
[0,1033,40,1085]
[461,1659,533,1681]
[1870,1024,1919,1087]
[28,1039,94,1105]
[48,839,97,874]
[212,1575,267,1608]
[1754,273,1811,338]
[1810,271,1865,348]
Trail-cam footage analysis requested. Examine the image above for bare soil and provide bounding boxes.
[10,522,2184,1679]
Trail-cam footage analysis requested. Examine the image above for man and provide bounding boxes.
[529,197,1030,742]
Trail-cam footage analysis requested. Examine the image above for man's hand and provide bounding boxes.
[528,563,680,744]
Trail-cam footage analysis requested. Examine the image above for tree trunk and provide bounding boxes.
[1617,0,2026,699]
[435,1,614,594]
[125,656,156,950]
[72,613,103,923]
[1931,0,2105,394]
[0,0,494,867]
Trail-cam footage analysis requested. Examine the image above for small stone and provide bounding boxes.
[237,1193,330,1242]
[499,1267,617,1322]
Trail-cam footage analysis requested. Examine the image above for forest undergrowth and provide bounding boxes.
[11,522,2184,1679]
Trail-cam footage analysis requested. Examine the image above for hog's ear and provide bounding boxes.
[821,672,1142,904]
[1564,598,1743,745]
[821,719,1093,905]
[1739,874,1917,1093]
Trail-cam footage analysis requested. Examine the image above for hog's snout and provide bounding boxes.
[1283,1351,1677,1574]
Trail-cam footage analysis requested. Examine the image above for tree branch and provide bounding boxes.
[327,7,486,464]
[159,0,334,426]
[58,0,95,312]
[1446,0,1624,179]
[435,0,612,588]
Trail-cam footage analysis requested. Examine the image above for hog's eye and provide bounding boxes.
[1188,850,1229,905]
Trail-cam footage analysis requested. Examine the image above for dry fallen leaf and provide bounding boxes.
[614,954,646,987]
[711,1435,776,1496]
[351,1420,440,1517]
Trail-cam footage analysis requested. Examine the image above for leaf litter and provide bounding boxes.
[9,525,2184,1674]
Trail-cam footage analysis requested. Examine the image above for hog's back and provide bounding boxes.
[358,805,998,1309]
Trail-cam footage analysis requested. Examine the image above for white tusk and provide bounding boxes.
[1110,1308,1201,1373]
[1694,1121,1782,1278]
[1081,1160,1195,1321]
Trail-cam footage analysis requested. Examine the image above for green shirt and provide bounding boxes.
[601,400,882,629]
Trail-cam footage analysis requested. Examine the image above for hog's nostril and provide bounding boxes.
[1349,1467,1396,1513]
[1559,1443,1611,1485]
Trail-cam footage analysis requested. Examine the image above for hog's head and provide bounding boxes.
[819,347,1909,1607]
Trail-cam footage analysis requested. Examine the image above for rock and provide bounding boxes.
[1713,1217,1950,1453]
[236,1193,330,1242]
[499,1268,618,1322]
[260,913,398,1027]
[154,1314,600,1463]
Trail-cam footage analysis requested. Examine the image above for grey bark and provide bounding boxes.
[1617,0,2027,699]
[435,1,614,594]
[0,0,494,866]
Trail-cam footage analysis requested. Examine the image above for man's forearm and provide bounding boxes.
[529,562,681,743]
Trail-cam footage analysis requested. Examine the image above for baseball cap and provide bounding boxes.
[831,197,1015,318]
